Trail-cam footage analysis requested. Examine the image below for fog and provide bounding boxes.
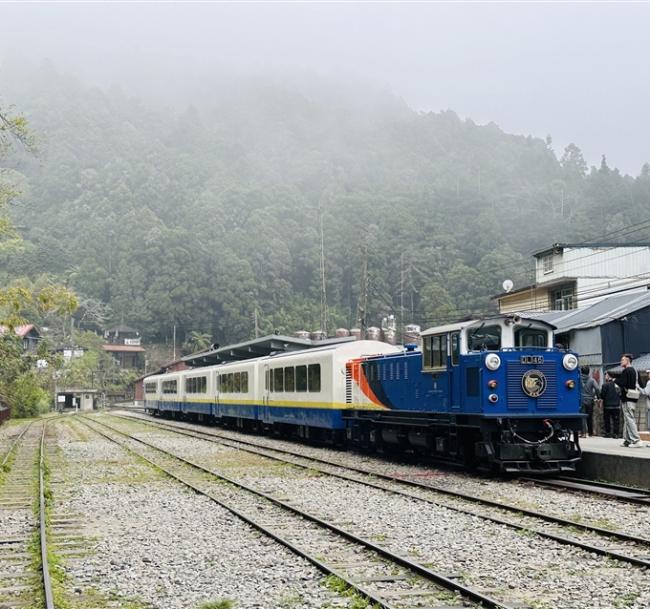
[1,2,649,174]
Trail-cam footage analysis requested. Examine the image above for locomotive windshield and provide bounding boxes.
[467,324,501,351]
[515,327,548,348]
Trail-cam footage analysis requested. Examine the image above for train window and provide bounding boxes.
[145,382,157,394]
[515,328,547,348]
[431,335,448,368]
[296,365,307,392]
[241,371,248,393]
[308,364,321,392]
[468,325,501,351]
[265,370,269,391]
[234,372,241,393]
[273,368,284,392]
[284,367,295,392]
[269,369,274,392]
[186,377,206,394]
[423,337,433,368]
[451,332,460,366]
[162,380,177,394]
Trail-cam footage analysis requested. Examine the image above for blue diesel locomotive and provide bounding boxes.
[144,314,583,473]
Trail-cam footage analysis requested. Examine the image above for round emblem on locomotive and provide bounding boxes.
[521,369,547,397]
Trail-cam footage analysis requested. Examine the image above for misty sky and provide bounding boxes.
[1,2,649,175]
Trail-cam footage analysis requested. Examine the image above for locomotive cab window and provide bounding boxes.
[423,334,448,370]
[515,328,548,349]
[467,325,501,351]
[450,332,460,366]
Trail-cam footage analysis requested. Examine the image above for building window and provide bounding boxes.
[542,254,554,274]
[551,285,575,311]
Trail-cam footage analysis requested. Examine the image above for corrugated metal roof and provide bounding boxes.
[532,242,650,258]
[522,290,650,332]
[182,334,356,366]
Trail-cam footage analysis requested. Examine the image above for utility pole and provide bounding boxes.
[253,308,260,338]
[399,252,405,344]
[357,241,369,338]
[172,323,176,361]
[318,200,329,337]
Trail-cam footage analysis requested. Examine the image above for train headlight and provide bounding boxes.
[485,354,501,371]
[488,393,499,403]
[562,354,578,371]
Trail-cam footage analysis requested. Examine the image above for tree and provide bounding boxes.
[183,331,212,354]
[560,143,588,178]
[0,105,78,417]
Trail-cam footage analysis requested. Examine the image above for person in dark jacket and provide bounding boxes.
[600,372,621,438]
[580,365,599,437]
[614,353,641,447]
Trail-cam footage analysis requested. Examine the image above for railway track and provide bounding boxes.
[78,414,514,609]
[0,421,55,609]
[110,412,650,570]
[519,476,650,505]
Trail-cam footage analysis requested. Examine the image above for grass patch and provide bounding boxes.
[323,575,380,609]
[197,601,235,609]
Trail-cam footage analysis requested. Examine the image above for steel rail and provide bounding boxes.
[1,421,33,469]
[111,413,650,569]
[39,422,55,609]
[79,415,512,609]
[519,476,650,505]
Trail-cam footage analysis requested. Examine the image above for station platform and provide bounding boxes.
[576,436,650,489]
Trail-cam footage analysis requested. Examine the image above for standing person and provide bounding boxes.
[579,366,599,437]
[638,370,650,434]
[615,353,642,447]
[600,372,621,438]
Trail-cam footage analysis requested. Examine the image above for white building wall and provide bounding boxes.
[536,246,650,304]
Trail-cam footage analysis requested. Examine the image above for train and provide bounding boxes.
[143,314,584,473]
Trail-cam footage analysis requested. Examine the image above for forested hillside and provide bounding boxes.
[2,62,650,345]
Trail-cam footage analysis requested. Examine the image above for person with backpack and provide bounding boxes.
[580,365,600,437]
[600,371,621,438]
[615,353,642,448]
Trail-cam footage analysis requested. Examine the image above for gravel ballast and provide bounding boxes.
[111,415,650,609]
[51,419,351,609]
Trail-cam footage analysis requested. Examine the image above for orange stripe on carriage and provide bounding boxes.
[347,359,386,407]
